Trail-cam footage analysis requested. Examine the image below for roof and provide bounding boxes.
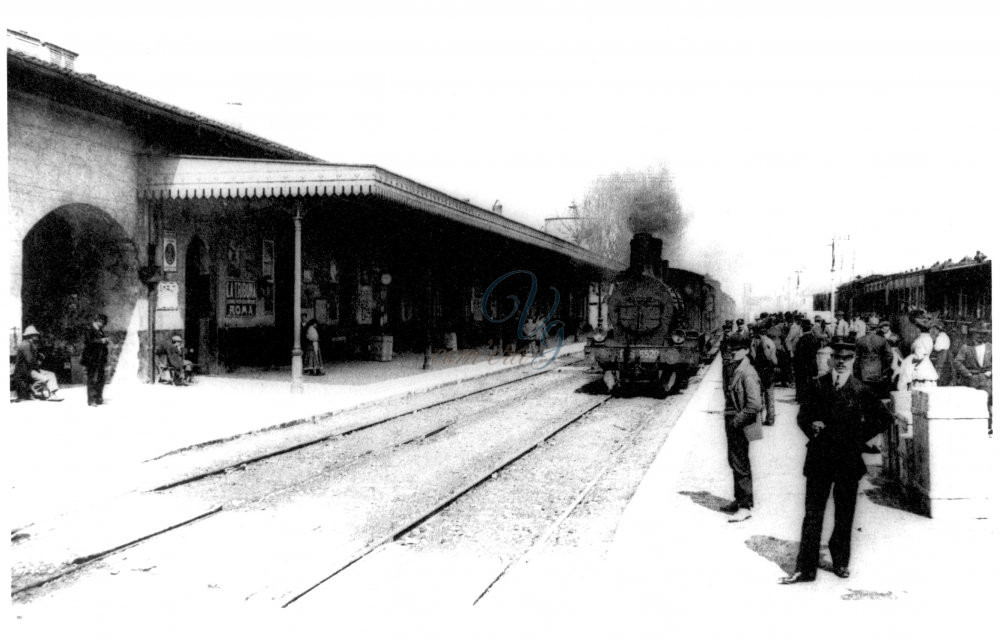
[141,156,619,271]
[7,48,318,162]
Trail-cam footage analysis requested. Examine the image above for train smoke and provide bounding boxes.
[622,168,688,261]
[577,166,690,268]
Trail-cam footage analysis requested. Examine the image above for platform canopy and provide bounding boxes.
[141,155,619,271]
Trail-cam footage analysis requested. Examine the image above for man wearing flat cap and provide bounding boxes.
[721,334,764,523]
[734,318,749,340]
[853,315,893,398]
[831,311,850,339]
[954,326,992,432]
[780,338,890,584]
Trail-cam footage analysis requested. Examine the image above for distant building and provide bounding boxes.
[542,217,579,243]
[7,29,77,70]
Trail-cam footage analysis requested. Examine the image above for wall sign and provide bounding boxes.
[226,279,257,317]
[157,281,179,310]
[162,234,178,273]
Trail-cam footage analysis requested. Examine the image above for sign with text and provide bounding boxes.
[157,281,179,310]
[226,279,257,317]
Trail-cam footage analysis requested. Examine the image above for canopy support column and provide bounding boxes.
[291,202,304,393]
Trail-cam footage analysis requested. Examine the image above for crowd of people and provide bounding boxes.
[714,307,992,585]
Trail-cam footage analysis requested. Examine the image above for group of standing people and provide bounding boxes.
[715,304,994,584]
[721,312,992,584]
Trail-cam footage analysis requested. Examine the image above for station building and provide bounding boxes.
[7,40,615,385]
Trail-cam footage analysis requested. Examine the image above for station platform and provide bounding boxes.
[479,356,997,634]
[6,343,585,531]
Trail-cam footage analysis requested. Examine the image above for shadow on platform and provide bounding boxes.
[677,490,731,513]
[864,475,919,514]
[744,535,836,575]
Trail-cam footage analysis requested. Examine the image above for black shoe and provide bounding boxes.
[779,572,816,585]
[833,566,850,579]
[720,501,739,514]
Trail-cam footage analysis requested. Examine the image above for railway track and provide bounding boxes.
[282,394,614,607]
[10,361,583,596]
[12,363,700,612]
[150,359,583,492]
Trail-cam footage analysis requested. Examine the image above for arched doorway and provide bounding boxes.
[184,236,213,372]
[21,204,139,383]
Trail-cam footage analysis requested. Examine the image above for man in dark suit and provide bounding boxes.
[793,319,821,402]
[81,313,109,407]
[780,338,890,584]
[954,326,992,432]
[853,316,894,398]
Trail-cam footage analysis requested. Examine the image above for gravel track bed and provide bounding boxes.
[545,369,706,552]
[292,371,707,609]
[142,360,582,489]
[12,370,599,611]
[161,372,583,509]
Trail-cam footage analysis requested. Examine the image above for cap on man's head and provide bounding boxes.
[868,316,880,327]
[23,325,40,338]
[831,338,856,353]
[726,334,751,351]
[814,315,822,322]
[879,320,890,329]
[171,334,183,343]
[736,318,745,325]
[914,316,932,331]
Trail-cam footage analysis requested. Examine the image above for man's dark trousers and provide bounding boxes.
[795,473,858,575]
[724,415,753,509]
[86,366,105,405]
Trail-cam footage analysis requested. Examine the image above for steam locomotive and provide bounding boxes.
[585,233,732,396]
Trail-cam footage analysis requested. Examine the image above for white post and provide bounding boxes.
[291,203,304,393]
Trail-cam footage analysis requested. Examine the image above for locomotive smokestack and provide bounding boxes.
[629,232,664,280]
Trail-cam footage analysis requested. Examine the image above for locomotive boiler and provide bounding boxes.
[586,233,710,396]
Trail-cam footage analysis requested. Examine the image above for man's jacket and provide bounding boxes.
[725,358,764,438]
[796,373,890,480]
[853,332,893,383]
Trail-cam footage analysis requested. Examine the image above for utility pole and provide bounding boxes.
[829,235,849,314]
[794,269,803,311]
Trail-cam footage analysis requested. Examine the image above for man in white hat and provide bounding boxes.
[12,325,60,400]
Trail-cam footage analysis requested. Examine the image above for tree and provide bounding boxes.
[570,165,687,266]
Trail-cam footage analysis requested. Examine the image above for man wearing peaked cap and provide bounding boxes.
[720,333,764,523]
[781,338,891,584]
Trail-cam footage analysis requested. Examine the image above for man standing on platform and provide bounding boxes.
[780,338,890,584]
[722,334,764,523]
[734,318,749,340]
[81,313,109,407]
[793,319,821,402]
[749,323,778,425]
[853,316,893,398]
[831,310,850,338]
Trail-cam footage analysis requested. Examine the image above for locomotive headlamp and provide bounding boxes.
[592,332,607,344]
[670,330,686,345]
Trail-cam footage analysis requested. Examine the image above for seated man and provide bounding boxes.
[12,325,61,400]
[157,335,194,385]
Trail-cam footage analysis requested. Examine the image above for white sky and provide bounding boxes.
[6,0,999,310]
